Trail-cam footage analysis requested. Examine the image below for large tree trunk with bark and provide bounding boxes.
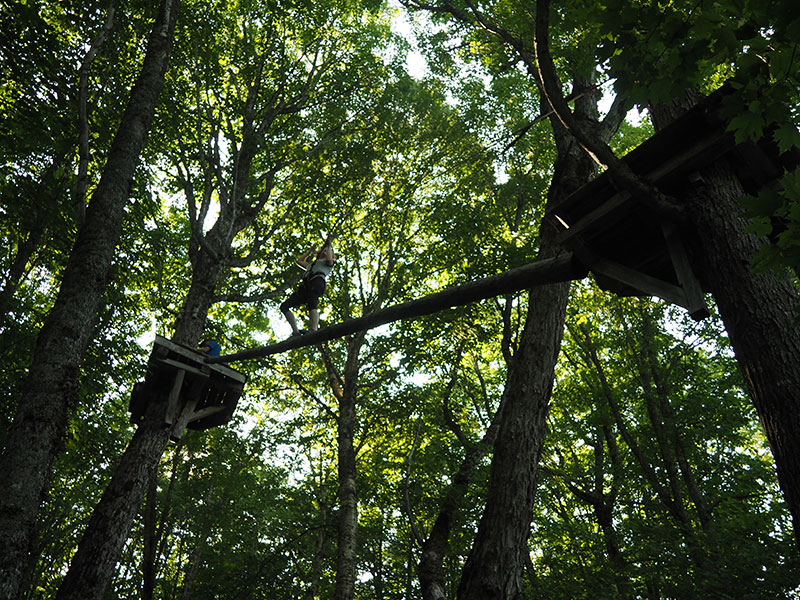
[651,95,800,545]
[457,134,597,600]
[0,1,179,597]
[54,408,173,600]
[56,263,220,600]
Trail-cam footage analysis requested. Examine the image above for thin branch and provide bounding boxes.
[318,343,345,400]
[74,1,116,227]
[404,420,426,547]
[289,374,337,420]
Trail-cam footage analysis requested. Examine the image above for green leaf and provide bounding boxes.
[745,216,773,237]
[727,110,765,144]
[782,169,800,199]
[740,188,783,218]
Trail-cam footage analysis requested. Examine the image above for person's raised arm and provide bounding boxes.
[322,244,335,266]
[295,248,316,270]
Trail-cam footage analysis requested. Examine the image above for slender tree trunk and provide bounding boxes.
[0,2,179,597]
[55,404,173,600]
[594,503,633,599]
[457,135,597,600]
[332,333,366,600]
[581,321,707,577]
[418,357,503,600]
[651,96,800,545]
[178,481,214,600]
[178,541,203,600]
[419,441,495,600]
[639,311,714,533]
[303,487,328,600]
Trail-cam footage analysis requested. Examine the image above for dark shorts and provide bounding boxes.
[280,276,326,312]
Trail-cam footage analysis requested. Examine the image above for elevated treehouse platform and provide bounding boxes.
[129,335,247,440]
[546,86,800,320]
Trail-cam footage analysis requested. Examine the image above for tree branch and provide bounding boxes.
[533,0,682,219]
[74,1,116,227]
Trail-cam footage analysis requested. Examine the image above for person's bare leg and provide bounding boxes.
[283,309,301,335]
[310,308,320,331]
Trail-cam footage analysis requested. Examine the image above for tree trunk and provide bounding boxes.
[639,310,714,533]
[55,404,173,600]
[418,359,503,600]
[0,1,179,597]
[56,309,218,599]
[419,443,493,600]
[651,97,800,546]
[457,137,597,600]
[580,321,707,576]
[303,484,328,600]
[332,333,366,600]
[141,476,158,600]
[178,481,214,600]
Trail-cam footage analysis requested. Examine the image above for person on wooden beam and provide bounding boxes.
[280,239,337,337]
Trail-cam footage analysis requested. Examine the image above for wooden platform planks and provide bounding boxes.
[545,85,800,320]
[129,335,247,439]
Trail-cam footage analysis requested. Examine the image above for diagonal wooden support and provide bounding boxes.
[164,369,185,428]
[661,220,709,320]
[169,398,198,442]
[589,256,694,310]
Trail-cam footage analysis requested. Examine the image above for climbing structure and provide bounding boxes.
[129,335,247,440]
[546,85,800,320]
[208,86,800,364]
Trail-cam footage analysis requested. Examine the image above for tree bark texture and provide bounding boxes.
[141,475,158,600]
[0,2,179,598]
[332,333,366,600]
[54,406,173,600]
[651,98,800,546]
[457,138,597,600]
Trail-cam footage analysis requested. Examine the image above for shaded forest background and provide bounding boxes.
[2,0,800,598]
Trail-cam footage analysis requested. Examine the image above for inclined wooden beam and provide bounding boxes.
[206,253,587,364]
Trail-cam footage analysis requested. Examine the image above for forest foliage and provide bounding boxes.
[2,0,800,598]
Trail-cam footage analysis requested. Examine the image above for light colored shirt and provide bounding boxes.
[307,257,333,280]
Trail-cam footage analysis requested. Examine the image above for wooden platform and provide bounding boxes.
[129,335,247,439]
[545,86,800,320]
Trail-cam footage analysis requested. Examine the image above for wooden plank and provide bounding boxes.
[152,335,246,382]
[186,405,227,424]
[164,369,185,428]
[169,398,198,442]
[208,365,247,384]
[156,357,210,378]
[553,190,631,242]
[661,220,709,320]
[552,127,733,244]
[590,257,691,310]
